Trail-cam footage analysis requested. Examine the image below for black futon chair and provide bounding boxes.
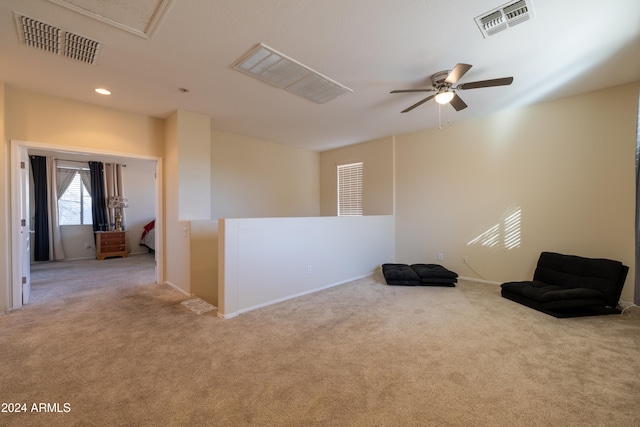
[500,252,628,318]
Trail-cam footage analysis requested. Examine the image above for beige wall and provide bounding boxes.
[190,220,218,306]
[165,122,323,302]
[164,111,190,293]
[177,110,211,220]
[319,136,394,216]
[211,130,320,219]
[394,83,639,301]
[6,88,163,157]
[194,130,322,305]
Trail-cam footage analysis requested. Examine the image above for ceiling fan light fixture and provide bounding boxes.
[435,91,454,105]
[391,62,511,114]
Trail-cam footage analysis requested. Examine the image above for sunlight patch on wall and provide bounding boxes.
[469,224,500,248]
[468,206,521,250]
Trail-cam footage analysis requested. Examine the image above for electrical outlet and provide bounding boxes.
[463,256,468,262]
[307,265,312,274]
[438,253,444,261]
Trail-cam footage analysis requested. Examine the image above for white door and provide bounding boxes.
[19,148,31,304]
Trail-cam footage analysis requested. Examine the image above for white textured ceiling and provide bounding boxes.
[0,0,638,151]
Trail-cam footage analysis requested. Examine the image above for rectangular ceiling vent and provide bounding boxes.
[233,43,353,104]
[475,0,534,38]
[15,13,101,64]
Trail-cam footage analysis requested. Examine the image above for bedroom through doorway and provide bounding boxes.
[10,140,163,309]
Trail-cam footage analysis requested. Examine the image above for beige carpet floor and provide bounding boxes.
[1,254,640,426]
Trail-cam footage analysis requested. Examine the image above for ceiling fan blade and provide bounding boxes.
[457,77,514,90]
[390,89,436,94]
[449,93,467,111]
[445,63,472,85]
[401,95,435,113]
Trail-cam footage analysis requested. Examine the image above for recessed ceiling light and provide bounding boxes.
[95,88,111,95]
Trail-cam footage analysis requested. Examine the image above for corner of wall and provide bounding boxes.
[164,110,212,294]
[189,220,218,306]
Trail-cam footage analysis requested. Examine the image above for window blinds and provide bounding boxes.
[337,162,363,216]
[58,170,93,225]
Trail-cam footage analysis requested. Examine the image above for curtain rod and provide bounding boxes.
[54,158,126,167]
[53,158,87,164]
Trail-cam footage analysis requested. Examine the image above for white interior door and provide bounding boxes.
[19,147,31,304]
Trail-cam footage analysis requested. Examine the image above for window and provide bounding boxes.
[337,161,363,216]
[58,169,93,225]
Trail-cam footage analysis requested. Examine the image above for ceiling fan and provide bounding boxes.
[390,64,513,113]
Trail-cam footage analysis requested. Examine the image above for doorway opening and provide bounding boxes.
[10,139,164,310]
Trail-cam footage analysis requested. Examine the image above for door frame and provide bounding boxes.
[9,139,164,310]
[10,143,29,308]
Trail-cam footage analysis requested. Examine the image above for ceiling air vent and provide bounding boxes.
[475,0,534,38]
[15,13,101,64]
[233,43,352,104]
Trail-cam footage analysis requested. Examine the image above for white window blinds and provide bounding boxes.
[337,161,363,216]
[58,169,93,225]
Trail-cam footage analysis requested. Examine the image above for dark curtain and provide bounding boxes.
[89,161,109,234]
[30,155,49,261]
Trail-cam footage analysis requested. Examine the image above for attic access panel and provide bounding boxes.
[48,0,174,38]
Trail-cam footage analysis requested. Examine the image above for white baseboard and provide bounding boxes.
[221,271,377,319]
[129,250,151,255]
[60,256,96,261]
[217,311,238,320]
[459,276,501,286]
[164,281,191,297]
[49,252,149,262]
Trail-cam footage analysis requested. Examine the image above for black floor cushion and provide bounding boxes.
[411,264,458,284]
[381,264,420,286]
[382,263,458,286]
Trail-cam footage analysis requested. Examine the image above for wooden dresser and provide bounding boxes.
[95,231,128,260]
